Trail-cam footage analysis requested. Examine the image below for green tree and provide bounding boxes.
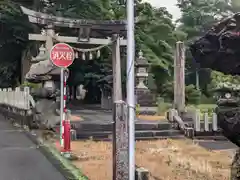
[177,0,232,39]
[230,0,240,13]
[0,0,185,100]
[177,0,238,96]
[40,0,185,95]
[136,4,186,93]
[0,0,35,87]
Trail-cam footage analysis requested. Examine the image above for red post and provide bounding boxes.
[63,119,71,152]
[62,70,71,154]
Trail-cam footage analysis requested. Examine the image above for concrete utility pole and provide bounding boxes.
[174,41,185,112]
[126,0,136,179]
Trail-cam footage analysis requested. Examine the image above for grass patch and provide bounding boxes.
[137,101,217,120]
[157,103,216,115]
[157,103,172,116]
[137,115,166,121]
[69,139,231,180]
[40,140,88,180]
[187,104,217,120]
[187,104,216,112]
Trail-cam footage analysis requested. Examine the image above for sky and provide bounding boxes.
[143,0,181,20]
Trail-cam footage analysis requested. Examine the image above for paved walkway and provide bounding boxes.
[0,117,66,180]
[195,140,237,150]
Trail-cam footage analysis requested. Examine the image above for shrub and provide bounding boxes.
[185,84,201,105]
[136,104,140,116]
[200,95,215,104]
[161,82,201,105]
[20,81,41,90]
[156,97,170,115]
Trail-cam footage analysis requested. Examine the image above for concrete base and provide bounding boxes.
[70,129,77,141]
[184,127,194,139]
[61,152,78,161]
[135,89,156,107]
[135,167,149,180]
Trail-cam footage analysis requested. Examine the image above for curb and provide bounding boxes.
[24,130,88,180]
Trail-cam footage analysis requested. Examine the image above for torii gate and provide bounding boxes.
[21,6,130,180]
[21,6,126,102]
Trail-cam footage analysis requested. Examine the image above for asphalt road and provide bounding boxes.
[0,117,66,180]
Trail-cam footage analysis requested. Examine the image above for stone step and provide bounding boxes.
[193,135,227,141]
[71,121,172,132]
[84,135,186,141]
[135,135,185,141]
[195,140,237,150]
[76,129,182,140]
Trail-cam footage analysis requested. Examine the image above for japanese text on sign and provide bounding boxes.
[50,43,75,68]
[51,52,73,61]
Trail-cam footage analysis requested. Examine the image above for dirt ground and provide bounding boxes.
[69,139,233,180]
[136,115,166,121]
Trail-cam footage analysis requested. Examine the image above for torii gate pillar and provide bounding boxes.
[112,34,123,101]
[174,41,185,112]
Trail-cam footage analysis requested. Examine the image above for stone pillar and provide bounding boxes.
[174,41,185,112]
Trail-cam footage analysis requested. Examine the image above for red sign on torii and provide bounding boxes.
[50,43,75,68]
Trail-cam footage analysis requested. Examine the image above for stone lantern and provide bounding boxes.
[136,50,149,89]
[135,50,156,107]
[31,44,48,62]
